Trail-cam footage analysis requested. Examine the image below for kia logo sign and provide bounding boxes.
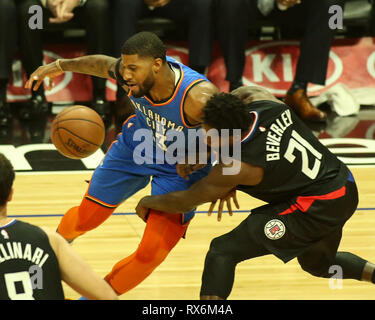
[320,138,375,165]
[242,41,343,95]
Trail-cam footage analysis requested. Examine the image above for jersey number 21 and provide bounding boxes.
[284,130,322,179]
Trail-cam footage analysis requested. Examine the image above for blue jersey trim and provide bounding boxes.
[0,219,17,229]
[348,170,355,182]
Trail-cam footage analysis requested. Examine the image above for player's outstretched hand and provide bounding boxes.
[25,61,65,92]
[208,189,240,222]
[135,198,150,222]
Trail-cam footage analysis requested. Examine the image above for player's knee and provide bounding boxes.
[206,236,237,265]
[135,243,169,266]
[298,255,333,278]
[135,249,158,264]
[209,236,226,254]
[135,251,168,273]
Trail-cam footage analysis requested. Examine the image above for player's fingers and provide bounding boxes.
[47,79,54,91]
[49,17,64,23]
[60,11,74,22]
[25,76,34,89]
[208,201,216,216]
[226,199,233,216]
[233,192,240,209]
[63,12,74,21]
[217,199,224,221]
[176,165,189,180]
[27,74,39,90]
[27,76,39,90]
[55,6,61,20]
[57,2,65,19]
[180,169,190,180]
[33,78,44,91]
[153,0,165,7]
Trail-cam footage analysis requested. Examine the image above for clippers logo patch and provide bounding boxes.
[264,219,285,240]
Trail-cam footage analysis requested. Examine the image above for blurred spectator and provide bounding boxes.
[16,0,111,141]
[112,0,215,99]
[0,0,17,140]
[216,0,344,122]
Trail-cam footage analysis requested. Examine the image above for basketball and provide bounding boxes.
[51,105,105,159]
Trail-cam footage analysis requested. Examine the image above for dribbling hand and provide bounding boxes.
[25,61,65,92]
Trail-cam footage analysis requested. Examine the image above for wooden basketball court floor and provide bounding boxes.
[7,166,375,300]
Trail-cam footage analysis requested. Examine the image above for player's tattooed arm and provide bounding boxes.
[59,55,118,79]
[25,55,119,92]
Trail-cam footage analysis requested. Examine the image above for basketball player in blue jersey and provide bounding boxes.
[25,32,219,296]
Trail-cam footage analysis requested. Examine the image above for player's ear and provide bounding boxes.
[152,58,163,73]
[7,188,13,202]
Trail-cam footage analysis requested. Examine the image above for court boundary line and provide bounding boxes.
[8,207,375,218]
[13,164,375,175]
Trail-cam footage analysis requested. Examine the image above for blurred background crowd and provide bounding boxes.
[0,0,374,143]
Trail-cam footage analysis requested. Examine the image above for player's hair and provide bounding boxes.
[203,93,254,135]
[0,153,14,207]
[121,31,167,62]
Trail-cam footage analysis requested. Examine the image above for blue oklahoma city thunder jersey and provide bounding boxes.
[128,56,208,158]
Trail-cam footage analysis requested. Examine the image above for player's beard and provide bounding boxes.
[131,72,155,98]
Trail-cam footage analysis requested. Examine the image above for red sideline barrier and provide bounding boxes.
[7,37,375,102]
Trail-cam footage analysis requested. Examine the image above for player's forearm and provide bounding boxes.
[141,192,198,214]
[59,55,117,79]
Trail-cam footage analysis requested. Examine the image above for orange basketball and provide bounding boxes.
[51,105,105,159]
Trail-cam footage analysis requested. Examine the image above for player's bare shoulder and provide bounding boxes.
[187,81,219,107]
[231,86,283,105]
[184,81,219,123]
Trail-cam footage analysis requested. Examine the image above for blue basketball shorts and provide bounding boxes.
[86,115,211,224]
